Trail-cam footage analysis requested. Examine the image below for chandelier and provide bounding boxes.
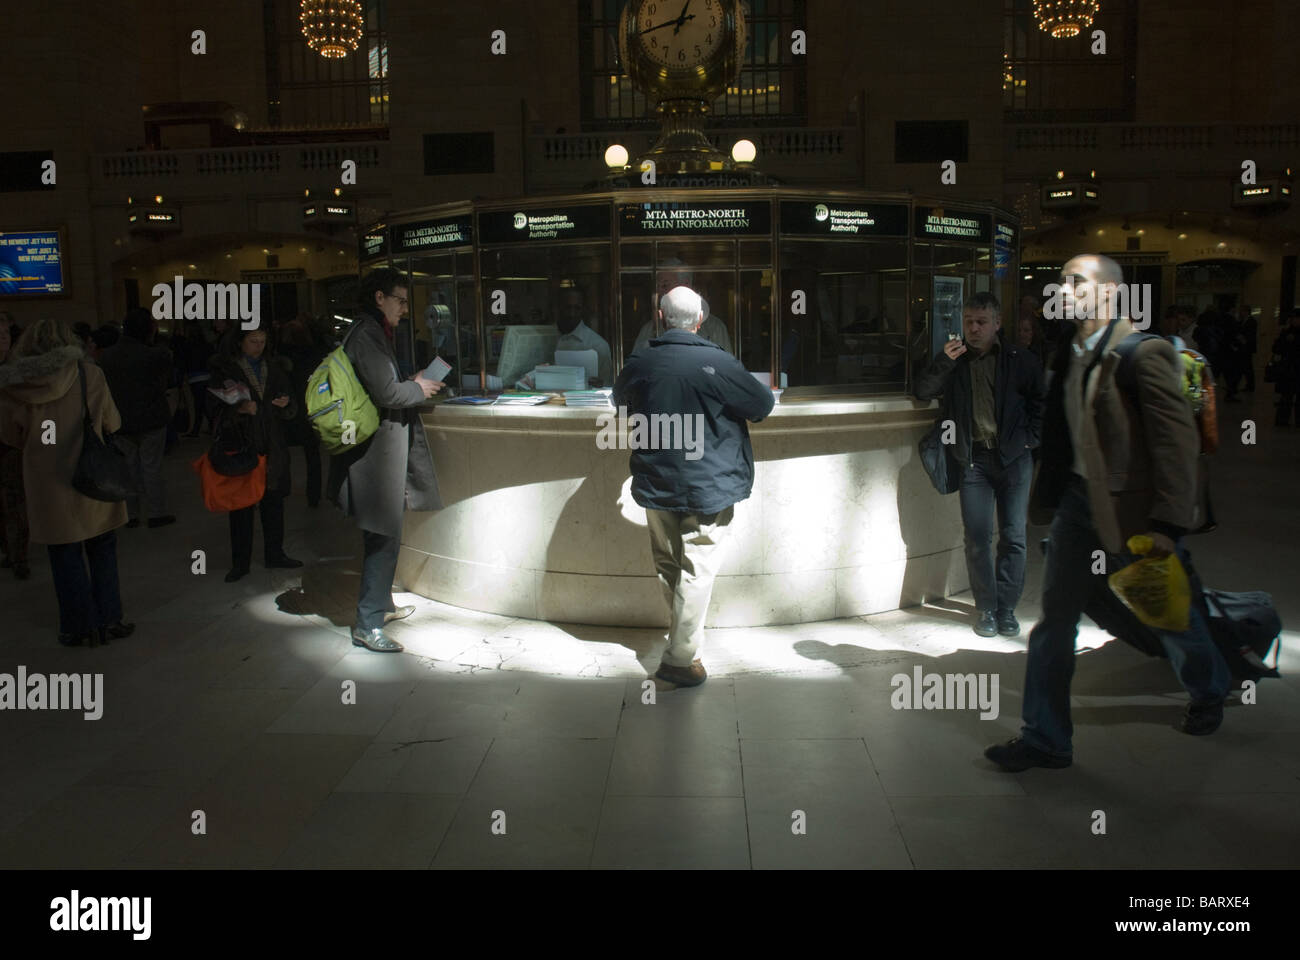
[300,0,364,59]
[1033,1,1100,39]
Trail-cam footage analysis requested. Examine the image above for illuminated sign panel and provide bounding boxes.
[479,205,611,244]
[392,216,474,253]
[779,201,909,237]
[914,206,992,242]
[0,229,65,296]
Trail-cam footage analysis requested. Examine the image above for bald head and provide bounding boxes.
[1061,253,1125,336]
[1062,254,1123,287]
[659,286,704,331]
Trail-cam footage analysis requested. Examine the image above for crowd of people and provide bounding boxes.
[0,267,1296,756]
[0,306,332,645]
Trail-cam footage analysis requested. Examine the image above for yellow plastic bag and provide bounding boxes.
[1107,535,1191,632]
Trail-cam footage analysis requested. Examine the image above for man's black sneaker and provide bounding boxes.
[984,737,1072,771]
[1179,698,1224,736]
[997,610,1020,637]
[973,610,998,637]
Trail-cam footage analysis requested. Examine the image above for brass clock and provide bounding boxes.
[618,0,748,109]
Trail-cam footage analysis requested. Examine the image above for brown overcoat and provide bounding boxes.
[1071,318,1201,553]
[0,346,128,545]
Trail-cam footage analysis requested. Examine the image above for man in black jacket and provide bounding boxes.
[99,308,176,528]
[326,268,442,652]
[613,286,774,687]
[914,292,1044,638]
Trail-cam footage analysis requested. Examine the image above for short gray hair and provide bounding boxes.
[661,286,703,329]
[963,292,1001,318]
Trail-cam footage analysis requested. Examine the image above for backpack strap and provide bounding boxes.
[1113,331,1164,410]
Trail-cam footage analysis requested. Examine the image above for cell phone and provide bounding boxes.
[947,333,963,342]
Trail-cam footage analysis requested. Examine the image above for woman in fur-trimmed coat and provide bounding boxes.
[0,318,134,646]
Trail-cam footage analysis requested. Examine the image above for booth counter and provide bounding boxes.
[394,397,967,628]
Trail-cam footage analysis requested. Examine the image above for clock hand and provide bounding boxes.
[640,16,694,35]
[673,0,692,35]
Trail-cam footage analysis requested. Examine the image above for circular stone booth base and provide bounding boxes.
[394,398,968,628]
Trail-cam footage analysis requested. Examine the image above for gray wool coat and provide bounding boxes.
[325,312,440,538]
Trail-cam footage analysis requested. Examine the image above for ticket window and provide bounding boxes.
[780,240,909,393]
[628,265,737,358]
[408,253,475,390]
[478,244,612,390]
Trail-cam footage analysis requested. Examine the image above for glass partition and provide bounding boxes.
[407,252,476,390]
[779,240,909,393]
[478,243,612,389]
[377,195,1012,399]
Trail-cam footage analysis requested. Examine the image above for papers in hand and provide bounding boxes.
[423,356,452,383]
[207,380,251,405]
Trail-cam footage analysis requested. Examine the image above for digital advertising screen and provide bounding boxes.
[0,228,66,296]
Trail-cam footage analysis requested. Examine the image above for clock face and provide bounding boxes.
[636,0,725,69]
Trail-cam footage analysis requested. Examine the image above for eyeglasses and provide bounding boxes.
[385,294,409,307]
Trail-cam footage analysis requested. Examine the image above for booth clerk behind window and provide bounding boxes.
[554,286,612,386]
[633,264,733,356]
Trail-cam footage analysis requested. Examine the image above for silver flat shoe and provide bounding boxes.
[351,627,404,652]
[383,605,416,624]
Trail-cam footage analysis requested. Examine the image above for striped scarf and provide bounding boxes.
[236,355,268,400]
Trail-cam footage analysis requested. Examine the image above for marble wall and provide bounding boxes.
[396,399,968,628]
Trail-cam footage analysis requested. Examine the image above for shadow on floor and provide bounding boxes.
[275,561,362,627]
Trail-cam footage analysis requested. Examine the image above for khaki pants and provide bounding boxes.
[645,505,735,667]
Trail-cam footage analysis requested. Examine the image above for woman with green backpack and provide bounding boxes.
[323,268,443,652]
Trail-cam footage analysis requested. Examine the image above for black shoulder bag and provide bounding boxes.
[71,361,133,502]
[208,411,260,477]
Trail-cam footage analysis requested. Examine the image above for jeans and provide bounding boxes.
[1021,476,1231,757]
[47,530,122,636]
[115,428,168,521]
[646,505,735,667]
[229,491,286,569]
[958,447,1033,614]
[356,530,401,631]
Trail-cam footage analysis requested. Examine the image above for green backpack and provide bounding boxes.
[305,324,380,454]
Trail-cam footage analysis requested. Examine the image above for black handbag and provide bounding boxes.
[71,362,133,502]
[918,415,960,495]
[1263,358,1279,384]
[208,415,259,477]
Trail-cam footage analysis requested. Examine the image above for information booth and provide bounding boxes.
[357,190,1018,628]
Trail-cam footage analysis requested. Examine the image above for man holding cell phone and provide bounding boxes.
[914,292,1045,639]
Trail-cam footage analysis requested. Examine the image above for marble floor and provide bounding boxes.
[1,391,1297,869]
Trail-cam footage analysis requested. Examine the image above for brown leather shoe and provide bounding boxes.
[655,659,707,687]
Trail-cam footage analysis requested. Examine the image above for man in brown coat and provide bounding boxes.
[985,254,1231,771]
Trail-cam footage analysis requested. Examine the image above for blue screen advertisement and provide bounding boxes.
[0,230,65,295]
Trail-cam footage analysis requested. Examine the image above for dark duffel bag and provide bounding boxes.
[1039,539,1283,679]
[1202,589,1282,680]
